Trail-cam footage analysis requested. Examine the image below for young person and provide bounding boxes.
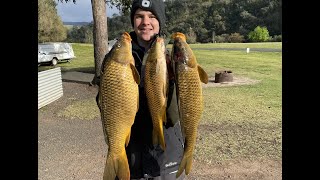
[98,0,186,179]
[126,0,185,179]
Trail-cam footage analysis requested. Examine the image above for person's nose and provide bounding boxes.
[141,16,151,25]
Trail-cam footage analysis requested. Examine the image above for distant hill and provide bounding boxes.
[63,22,91,26]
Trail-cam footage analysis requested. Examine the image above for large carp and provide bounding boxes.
[98,32,140,180]
[171,32,208,178]
[144,36,168,151]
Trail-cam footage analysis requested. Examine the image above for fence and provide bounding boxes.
[38,67,63,109]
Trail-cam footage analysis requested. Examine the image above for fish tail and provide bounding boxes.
[176,153,193,178]
[152,119,166,151]
[103,151,130,180]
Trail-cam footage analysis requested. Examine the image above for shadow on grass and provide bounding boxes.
[61,67,95,74]
[62,79,93,85]
[38,64,95,74]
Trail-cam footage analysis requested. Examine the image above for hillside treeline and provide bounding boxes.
[165,0,281,43]
[39,0,282,43]
[38,0,67,42]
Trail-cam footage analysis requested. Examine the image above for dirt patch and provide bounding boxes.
[38,81,281,180]
[188,159,281,180]
[203,76,261,88]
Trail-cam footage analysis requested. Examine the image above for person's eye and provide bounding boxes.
[135,15,143,19]
[150,15,156,19]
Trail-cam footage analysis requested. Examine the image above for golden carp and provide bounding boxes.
[98,32,140,180]
[171,32,208,178]
[144,36,168,151]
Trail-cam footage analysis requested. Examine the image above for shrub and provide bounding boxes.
[270,35,282,42]
[248,26,270,42]
[186,29,197,44]
[215,34,229,43]
[228,33,245,43]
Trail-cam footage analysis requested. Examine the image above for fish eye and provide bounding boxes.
[117,43,121,48]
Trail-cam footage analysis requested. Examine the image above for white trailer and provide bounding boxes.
[38,42,76,66]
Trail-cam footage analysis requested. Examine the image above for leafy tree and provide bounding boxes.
[59,0,132,86]
[38,0,67,42]
[67,23,93,43]
[165,0,189,34]
[248,26,270,42]
[166,0,212,43]
[260,0,282,36]
[205,0,228,37]
[107,14,131,40]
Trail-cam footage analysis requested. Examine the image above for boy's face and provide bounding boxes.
[133,8,160,42]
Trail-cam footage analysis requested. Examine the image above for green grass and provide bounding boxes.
[57,98,100,120]
[39,42,282,165]
[38,43,95,73]
[195,49,282,164]
[167,42,282,49]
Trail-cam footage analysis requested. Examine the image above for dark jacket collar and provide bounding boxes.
[129,31,145,64]
[130,31,145,52]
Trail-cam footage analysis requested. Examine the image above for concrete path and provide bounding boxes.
[61,71,95,84]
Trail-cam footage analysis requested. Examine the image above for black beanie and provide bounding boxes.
[130,0,166,32]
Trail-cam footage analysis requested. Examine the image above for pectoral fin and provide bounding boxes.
[130,63,140,85]
[161,105,167,124]
[125,129,131,147]
[197,65,208,84]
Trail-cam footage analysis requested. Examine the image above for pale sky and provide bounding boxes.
[56,0,119,22]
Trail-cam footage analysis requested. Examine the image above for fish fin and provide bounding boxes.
[97,89,102,111]
[103,154,116,180]
[162,76,168,125]
[100,118,109,145]
[125,130,131,147]
[153,119,166,151]
[197,65,209,84]
[161,105,167,124]
[176,153,193,178]
[103,152,130,180]
[130,63,140,85]
[163,77,168,98]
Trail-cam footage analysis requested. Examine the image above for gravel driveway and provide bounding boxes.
[38,81,107,180]
[38,73,281,180]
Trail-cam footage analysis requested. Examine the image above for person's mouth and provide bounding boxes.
[140,28,152,33]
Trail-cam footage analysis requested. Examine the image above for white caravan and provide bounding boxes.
[38,42,76,66]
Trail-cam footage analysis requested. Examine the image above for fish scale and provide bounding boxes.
[144,36,168,151]
[99,32,140,180]
[177,66,203,148]
[171,32,208,178]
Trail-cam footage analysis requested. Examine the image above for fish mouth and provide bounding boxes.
[172,42,186,63]
[156,36,163,43]
[171,32,186,41]
[122,32,132,41]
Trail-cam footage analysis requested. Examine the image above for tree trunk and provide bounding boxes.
[90,0,108,86]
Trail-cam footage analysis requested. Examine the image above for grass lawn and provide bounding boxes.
[39,42,282,165]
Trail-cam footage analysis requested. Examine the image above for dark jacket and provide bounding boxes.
[127,31,184,178]
[96,32,184,179]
